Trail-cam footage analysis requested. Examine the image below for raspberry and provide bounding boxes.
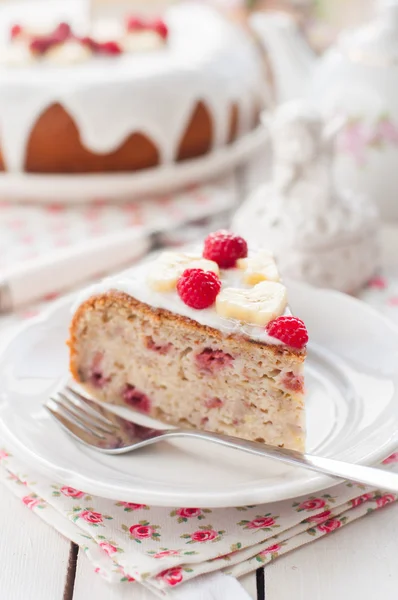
[177,268,221,310]
[150,19,168,39]
[126,16,146,32]
[203,230,248,269]
[195,348,234,373]
[29,37,54,55]
[122,384,151,414]
[53,22,71,42]
[266,316,308,349]
[80,36,99,52]
[10,24,22,40]
[98,41,122,55]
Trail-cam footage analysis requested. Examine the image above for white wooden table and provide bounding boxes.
[1,158,398,599]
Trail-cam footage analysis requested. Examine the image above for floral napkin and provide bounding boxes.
[0,446,397,597]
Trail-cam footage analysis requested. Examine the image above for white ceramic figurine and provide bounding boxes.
[232,102,380,293]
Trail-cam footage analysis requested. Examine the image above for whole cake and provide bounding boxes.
[0,4,264,173]
[69,231,308,451]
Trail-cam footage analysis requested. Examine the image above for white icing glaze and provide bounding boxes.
[72,248,290,346]
[0,3,264,171]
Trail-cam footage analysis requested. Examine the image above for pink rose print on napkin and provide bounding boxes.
[116,501,148,511]
[238,514,279,532]
[70,507,112,525]
[130,524,154,539]
[350,493,374,508]
[317,518,342,533]
[255,543,284,564]
[123,521,161,543]
[260,543,281,555]
[181,525,225,544]
[170,507,211,523]
[22,494,43,510]
[158,567,184,587]
[153,550,181,559]
[376,494,396,508]
[297,498,326,511]
[81,510,103,524]
[99,542,117,556]
[178,508,202,518]
[305,510,332,525]
[191,529,218,542]
[60,486,85,499]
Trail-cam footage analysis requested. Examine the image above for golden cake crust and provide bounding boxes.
[68,289,305,381]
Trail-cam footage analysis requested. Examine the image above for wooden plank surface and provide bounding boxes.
[0,484,71,600]
[266,503,398,600]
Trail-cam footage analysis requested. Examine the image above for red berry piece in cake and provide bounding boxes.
[98,41,123,55]
[177,268,221,309]
[282,371,304,393]
[204,397,224,409]
[150,19,169,40]
[10,24,23,40]
[266,316,308,349]
[145,336,173,355]
[203,230,248,269]
[195,348,234,374]
[126,16,146,32]
[90,370,109,388]
[122,384,151,414]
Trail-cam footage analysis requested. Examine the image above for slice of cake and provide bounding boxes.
[68,231,308,451]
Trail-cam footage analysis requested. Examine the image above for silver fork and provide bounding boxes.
[46,385,398,493]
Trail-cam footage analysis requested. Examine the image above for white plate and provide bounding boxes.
[1,283,398,507]
[0,125,268,204]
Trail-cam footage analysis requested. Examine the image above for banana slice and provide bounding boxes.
[123,31,164,53]
[147,251,219,292]
[216,281,287,326]
[237,250,280,284]
[44,40,93,65]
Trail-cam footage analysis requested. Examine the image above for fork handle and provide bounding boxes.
[167,430,398,493]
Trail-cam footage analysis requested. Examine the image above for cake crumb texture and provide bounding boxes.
[69,291,306,451]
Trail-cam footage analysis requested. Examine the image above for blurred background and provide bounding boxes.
[0,0,396,319]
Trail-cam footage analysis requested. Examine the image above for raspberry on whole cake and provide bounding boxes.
[0,3,264,173]
[68,232,307,452]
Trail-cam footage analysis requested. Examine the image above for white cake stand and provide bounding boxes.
[0,125,268,204]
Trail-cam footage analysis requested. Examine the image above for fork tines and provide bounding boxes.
[46,385,117,441]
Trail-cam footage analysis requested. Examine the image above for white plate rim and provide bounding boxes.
[1,285,398,507]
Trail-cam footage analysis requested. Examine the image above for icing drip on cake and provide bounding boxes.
[0,4,264,171]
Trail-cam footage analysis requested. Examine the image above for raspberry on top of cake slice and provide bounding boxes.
[146,230,308,349]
